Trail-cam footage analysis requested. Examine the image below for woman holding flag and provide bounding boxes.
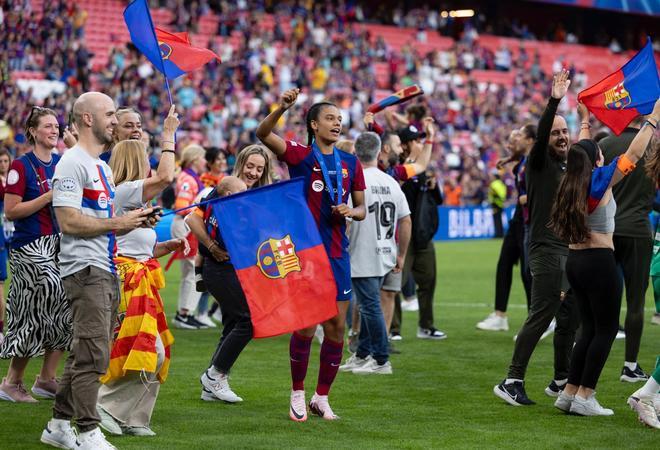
[549,98,660,417]
[257,88,366,421]
[95,105,188,437]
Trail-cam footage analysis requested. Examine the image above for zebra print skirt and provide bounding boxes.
[0,235,72,358]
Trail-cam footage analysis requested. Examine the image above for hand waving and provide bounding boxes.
[551,69,571,100]
[279,88,300,110]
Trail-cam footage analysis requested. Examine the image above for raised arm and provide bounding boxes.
[256,88,300,156]
[577,102,591,141]
[142,105,179,202]
[406,116,435,175]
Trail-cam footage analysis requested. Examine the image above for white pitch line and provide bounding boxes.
[438,302,656,312]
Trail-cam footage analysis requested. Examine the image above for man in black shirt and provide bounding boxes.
[600,117,654,382]
[493,70,579,406]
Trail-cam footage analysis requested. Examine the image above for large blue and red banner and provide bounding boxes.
[578,38,660,135]
[124,0,220,79]
[212,179,338,338]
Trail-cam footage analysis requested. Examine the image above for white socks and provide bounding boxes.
[624,361,637,370]
[505,378,523,385]
[635,377,660,399]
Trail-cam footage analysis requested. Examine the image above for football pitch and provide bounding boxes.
[1,240,658,449]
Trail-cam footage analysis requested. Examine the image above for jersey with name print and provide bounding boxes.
[52,145,117,277]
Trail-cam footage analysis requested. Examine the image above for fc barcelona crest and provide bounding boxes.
[257,235,302,279]
[159,42,173,60]
[604,82,632,110]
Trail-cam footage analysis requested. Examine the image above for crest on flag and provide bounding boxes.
[257,235,301,279]
[159,42,173,60]
[604,82,632,110]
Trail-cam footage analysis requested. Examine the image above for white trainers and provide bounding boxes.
[200,368,243,403]
[569,394,614,416]
[352,360,393,375]
[289,390,307,422]
[338,354,372,372]
[96,404,122,436]
[309,393,339,420]
[476,313,509,331]
[540,318,556,341]
[417,327,447,340]
[40,419,78,449]
[401,297,419,312]
[651,313,660,326]
[195,313,217,328]
[212,308,223,323]
[554,391,574,413]
[77,427,117,450]
[628,395,660,429]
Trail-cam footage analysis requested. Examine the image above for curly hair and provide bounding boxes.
[645,135,660,189]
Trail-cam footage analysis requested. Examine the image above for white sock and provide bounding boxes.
[505,378,523,385]
[554,378,567,386]
[208,365,222,377]
[637,377,660,399]
[52,418,70,428]
[624,361,637,370]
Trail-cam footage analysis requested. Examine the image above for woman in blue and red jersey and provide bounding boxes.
[0,107,70,403]
[257,88,366,421]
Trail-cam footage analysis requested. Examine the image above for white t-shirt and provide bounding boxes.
[349,167,411,278]
[115,180,156,262]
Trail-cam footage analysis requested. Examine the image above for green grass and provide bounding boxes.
[1,240,658,449]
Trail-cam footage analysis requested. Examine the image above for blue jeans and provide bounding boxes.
[353,277,388,364]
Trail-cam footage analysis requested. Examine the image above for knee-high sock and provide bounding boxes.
[316,338,343,396]
[290,332,313,391]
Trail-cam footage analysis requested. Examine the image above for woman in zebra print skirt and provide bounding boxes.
[0,107,71,403]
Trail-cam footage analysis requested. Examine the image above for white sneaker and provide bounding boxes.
[212,308,223,323]
[615,329,626,340]
[314,325,324,344]
[476,313,509,331]
[195,313,217,328]
[289,390,307,422]
[554,391,574,413]
[417,327,447,340]
[77,427,117,450]
[628,395,660,429]
[200,368,242,403]
[401,298,419,312]
[309,393,339,420]
[651,313,660,326]
[569,394,614,416]
[338,354,372,372]
[40,419,78,449]
[540,318,556,341]
[352,360,393,375]
[96,404,122,436]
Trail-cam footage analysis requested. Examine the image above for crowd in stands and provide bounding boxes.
[0,0,652,205]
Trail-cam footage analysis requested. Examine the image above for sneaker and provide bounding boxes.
[476,313,509,331]
[651,313,660,326]
[417,327,447,340]
[40,419,78,449]
[628,395,660,429]
[352,360,393,375]
[77,427,117,450]
[339,354,372,372]
[96,404,122,436]
[32,376,58,399]
[314,325,324,344]
[309,393,339,420]
[122,426,156,436]
[401,297,419,312]
[195,313,217,328]
[615,327,626,340]
[569,394,614,416]
[289,390,307,422]
[540,318,556,341]
[212,308,223,323]
[201,387,222,402]
[493,380,535,406]
[195,272,206,292]
[554,391,574,413]
[172,313,200,330]
[389,331,402,341]
[0,377,38,403]
[544,380,565,397]
[620,365,649,383]
[200,368,242,403]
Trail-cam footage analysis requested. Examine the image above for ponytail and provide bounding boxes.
[305,101,336,146]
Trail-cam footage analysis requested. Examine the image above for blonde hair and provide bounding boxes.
[109,140,149,185]
[232,144,272,188]
[335,139,355,154]
[180,144,206,169]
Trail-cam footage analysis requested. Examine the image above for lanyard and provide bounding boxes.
[311,140,343,205]
[25,152,60,234]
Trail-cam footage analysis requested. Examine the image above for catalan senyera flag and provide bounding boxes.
[124,0,220,79]
[212,178,338,338]
[578,38,660,135]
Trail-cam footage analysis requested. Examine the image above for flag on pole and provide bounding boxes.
[212,179,338,338]
[578,38,660,135]
[123,0,220,80]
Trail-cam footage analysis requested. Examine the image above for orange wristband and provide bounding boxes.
[616,154,636,176]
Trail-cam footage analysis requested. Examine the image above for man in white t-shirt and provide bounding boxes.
[40,92,153,450]
[340,132,411,375]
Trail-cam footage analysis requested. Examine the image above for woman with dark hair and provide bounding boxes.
[0,107,70,403]
[257,88,366,421]
[550,99,660,416]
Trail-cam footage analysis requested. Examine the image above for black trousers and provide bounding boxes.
[566,248,622,389]
[613,236,652,363]
[493,207,504,238]
[203,258,253,374]
[494,218,532,312]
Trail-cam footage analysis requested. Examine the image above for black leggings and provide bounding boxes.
[203,258,253,374]
[566,248,622,389]
[494,217,532,312]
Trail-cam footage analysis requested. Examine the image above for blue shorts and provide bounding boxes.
[330,257,352,301]
[0,247,7,281]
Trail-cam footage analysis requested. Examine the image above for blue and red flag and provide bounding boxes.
[578,38,660,135]
[367,85,424,114]
[212,178,338,338]
[123,0,220,80]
